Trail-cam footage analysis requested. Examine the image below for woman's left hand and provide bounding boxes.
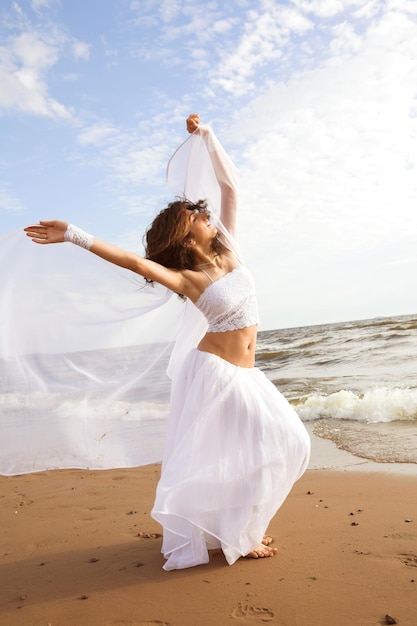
[24,220,69,244]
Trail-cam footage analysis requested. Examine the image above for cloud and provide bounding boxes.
[195,1,413,326]
[127,1,227,70]
[74,120,171,219]
[128,2,314,98]
[293,0,361,18]
[77,124,120,146]
[0,185,24,213]
[227,2,417,255]
[0,28,72,118]
[73,40,90,60]
[31,0,57,10]
[201,3,315,97]
[379,257,417,269]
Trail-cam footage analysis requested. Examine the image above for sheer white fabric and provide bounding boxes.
[0,229,185,475]
[0,124,236,476]
[152,350,310,570]
[165,124,243,381]
[166,123,241,258]
[152,126,310,570]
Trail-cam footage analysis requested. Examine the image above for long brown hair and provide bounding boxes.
[144,198,222,270]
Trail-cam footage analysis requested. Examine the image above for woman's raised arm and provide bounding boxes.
[186,115,238,237]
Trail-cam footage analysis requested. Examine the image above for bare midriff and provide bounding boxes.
[197,324,258,368]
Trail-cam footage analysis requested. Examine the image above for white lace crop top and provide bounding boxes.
[194,266,260,332]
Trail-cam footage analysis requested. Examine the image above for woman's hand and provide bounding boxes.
[24,220,69,244]
[186,113,200,133]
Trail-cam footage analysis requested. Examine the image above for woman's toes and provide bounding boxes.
[246,544,277,559]
[262,535,274,546]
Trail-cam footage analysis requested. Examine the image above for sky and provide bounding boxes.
[1,0,416,330]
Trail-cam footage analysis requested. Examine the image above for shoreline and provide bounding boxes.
[306,422,417,475]
[1,436,416,626]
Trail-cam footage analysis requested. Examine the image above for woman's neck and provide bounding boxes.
[194,253,219,268]
[192,241,220,268]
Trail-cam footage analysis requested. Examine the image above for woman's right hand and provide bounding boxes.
[24,220,69,244]
[186,113,200,133]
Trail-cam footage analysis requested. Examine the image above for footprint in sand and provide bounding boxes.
[396,553,417,568]
[231,602,275,622]
[18,498,34,506]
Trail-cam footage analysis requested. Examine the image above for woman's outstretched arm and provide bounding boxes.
[186,115,238,237]
[24,220,191,296]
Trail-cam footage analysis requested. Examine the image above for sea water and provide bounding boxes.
[1,313,416,472]
[257,313,417,464]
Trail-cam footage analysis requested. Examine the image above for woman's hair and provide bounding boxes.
[144,198,222,270]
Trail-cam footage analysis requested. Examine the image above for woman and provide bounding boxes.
[24,114,310,570]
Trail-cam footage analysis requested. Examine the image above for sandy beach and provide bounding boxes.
[1,434,416,626]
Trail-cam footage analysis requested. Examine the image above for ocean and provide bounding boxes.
[257,313,417,466]
[1,313,416,475]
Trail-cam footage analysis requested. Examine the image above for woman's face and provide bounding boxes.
[187,209,217,243]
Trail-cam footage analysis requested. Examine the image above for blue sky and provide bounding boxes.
[1,0,416,330]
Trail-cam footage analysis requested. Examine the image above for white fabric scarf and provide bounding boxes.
[0,125,240,476]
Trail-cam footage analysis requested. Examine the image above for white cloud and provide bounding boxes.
[111,144,168,187]
[208,5,313,96]
[220,1,417,326]
[293,0,358,18]
[329,21,362,55]
[0,29,72,118]
[128,2,235,71]
[352,0,380,19]
[212,18,234,35]
[379,257,417,269]
[158,0,182,23]
[78,124,120,146]
[31,0,56,10]
[11,2,24,17]
[13,31,59,68]
[73,40,90,60]
[74,120,171,217]
[0,186,24,213]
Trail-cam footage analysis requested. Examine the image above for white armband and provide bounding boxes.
[64,224,94,250]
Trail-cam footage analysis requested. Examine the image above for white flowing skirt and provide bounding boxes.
[151,349,310,571]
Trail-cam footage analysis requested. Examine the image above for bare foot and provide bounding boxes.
[245,543,277,559]
[262,535,274,546]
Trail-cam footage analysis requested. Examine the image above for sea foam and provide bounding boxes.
[296,386,417,423]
